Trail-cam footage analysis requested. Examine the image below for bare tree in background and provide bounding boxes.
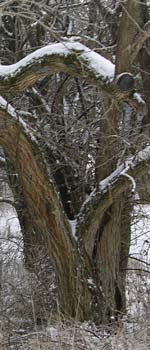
[0,0,150,323]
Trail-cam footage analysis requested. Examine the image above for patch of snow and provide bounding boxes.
[135,145,150,162]
[122,172,136,192]
[69,219,77,241]
[0,205,22,261]
[99,164,124,192]
[46,326,58,340]
[116,71,133,81]
[0,95,17,119]
[87,278,96,290]
[63,96,69,117]
[0,156,5,164]
[121,161,136,192]
[0,96,38,143]
[80,46,115,80]
[133,92,145,105]
[67,17,74,35]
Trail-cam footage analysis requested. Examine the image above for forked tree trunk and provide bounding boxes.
[0,99,150,323]
[0,107,98,321]
[0,0,149,324]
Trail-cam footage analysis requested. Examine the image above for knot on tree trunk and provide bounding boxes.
[115,73,134,92]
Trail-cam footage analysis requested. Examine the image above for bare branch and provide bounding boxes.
[122,268,149,274]
[129,256,150,267]
[131,20,150,63]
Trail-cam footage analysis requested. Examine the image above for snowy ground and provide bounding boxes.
[0,205,22,272]
[130,204,150,261]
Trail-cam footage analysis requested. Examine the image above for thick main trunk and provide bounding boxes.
[94,92,128,319]
[95,201,124,321]
[92,0,140,320]
[0,106,100,321]
[0,104,132,323]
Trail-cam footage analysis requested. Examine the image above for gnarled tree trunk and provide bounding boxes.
[0,0,150,324]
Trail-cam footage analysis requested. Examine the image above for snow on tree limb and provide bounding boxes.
[0,41,145,109]
[0,42,114,90]
[81,146,150,216]
[0,96,38,143]
[78,147,150,257]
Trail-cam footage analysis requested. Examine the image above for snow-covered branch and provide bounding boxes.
[0,96,38,143]
[85,147,150,212]
[78,147,150,256]
[0,42,114,91]
[0,42,145,109]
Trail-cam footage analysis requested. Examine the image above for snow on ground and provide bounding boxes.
[130,204,150,261]
[0,206,20,236]
[0,204,22,263]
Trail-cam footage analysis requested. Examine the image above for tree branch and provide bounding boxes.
[131,20,150,63]
[0,198,15,207]
[0,42,145,110]
[78,148,150,257]
[129,256,150,267]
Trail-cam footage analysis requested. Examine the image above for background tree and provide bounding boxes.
[0,0,150,323]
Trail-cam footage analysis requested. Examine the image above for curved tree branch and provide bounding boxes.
[0,42,114,93]
[0,42,145,109]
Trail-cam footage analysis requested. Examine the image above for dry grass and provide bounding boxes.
[0,255,149,349]
[0,317,150,350]
[0,206,149,349]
